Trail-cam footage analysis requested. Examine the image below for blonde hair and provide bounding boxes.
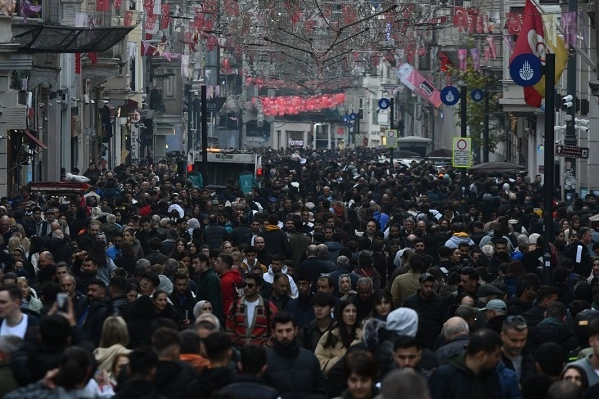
[99,316,130,348]
[8,236,21,253]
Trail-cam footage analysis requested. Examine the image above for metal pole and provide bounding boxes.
[483,90,490,163]
[187,84,193,155]
[201,85,208,184]
[460,84,467,204]
[563,0,577,203]
[390,98,394,166]
[543,53,556,285]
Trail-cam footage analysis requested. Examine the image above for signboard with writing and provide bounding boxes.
[555,145,589,159]
[452,137,472,168]
[385,129,397,148]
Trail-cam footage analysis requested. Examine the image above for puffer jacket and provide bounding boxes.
[264,338,327,399]
[315,326,363,376]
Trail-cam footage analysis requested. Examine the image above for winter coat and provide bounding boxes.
[445,234,475,249]
[194,268,223,322]
[315,326,363,376]
[226,296,278,348]
[203,224,229,250]
[186,366,236,399]
[496,361,522,399]
[284,294,315,330]
[260,226,292,258]
[403,291,447,349]
[112,379,168,399]
[220,269,242,317]
[434,334,469,365]
[527,317,579,356]
[264,339,327,399]
[154,360,198,399]
[428,353,502,399]
[218,375,280,399]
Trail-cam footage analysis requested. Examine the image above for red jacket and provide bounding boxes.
[220,269,242,316]
[226,296,278,347]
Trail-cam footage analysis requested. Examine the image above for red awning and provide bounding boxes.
[24,130,47,150]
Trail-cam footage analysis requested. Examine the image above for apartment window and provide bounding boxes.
[164,69,174,97]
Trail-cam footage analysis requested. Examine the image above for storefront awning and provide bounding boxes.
[24,130,47,149]
[12,24,135,53]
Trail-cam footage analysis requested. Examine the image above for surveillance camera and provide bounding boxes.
[193,90,199,96]
[83,94,90,104]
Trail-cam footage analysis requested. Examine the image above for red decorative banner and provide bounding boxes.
[161,3,170,29]
[143,0,154,18]
[144,14,157,31]
[124,10,133,26]
[505,12,522,35]
[96,0,110,12]
[113,0,121,11]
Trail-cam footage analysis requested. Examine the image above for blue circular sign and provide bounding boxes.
[347,122,353,128]
[471,89,485,102]
[440,86,460,106]
[349,113,357,120]
[509,53,542,87]
[378,98,391,109]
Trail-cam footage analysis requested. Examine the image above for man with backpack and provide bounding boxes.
[226,274,278,348]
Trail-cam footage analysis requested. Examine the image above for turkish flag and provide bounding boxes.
[96,0,110,12]
[160,3,170,29]
[143,0,154,18]
[124,10,133,26]
[113,0,121,11]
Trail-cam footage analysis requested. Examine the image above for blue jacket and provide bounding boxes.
[497,361,522,399]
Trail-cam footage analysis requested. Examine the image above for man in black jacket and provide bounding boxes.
[264,312,327,399]
[218,344,280,399]
[77,278,108,346]
[153,327,198,399]
[187,331,235,398]
[404,273,447,349]
[429,328,502,399]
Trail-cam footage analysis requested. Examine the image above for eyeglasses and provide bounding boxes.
[505,315,528,331]
[243,282,256,288]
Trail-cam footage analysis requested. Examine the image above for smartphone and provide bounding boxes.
[57,293,69,313]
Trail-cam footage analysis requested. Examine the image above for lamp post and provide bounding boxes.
[459,81,467,208]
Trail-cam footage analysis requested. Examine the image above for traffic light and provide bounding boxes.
[256,167,263,177]
[187,164,193,173]
[562,95,573,109]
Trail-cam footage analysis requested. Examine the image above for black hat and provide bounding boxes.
[419,273,436,283]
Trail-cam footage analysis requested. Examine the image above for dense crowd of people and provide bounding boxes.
[0,147,598,399]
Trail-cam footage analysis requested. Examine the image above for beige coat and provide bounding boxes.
[315,326,363,376]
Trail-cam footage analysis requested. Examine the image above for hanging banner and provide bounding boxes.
[397,63,442,108]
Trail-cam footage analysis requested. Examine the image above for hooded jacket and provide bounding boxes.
[445,233,475,249]
[93,343,131,372]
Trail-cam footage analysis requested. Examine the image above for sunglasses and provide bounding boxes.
[243,282,256,288]
[505,315,528,331]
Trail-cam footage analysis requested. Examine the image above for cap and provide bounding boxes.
[455,305,477,321]
[529,233,540,245]
[269,197,278,203]
[477,284,504,298]
[479,299,507,312]
[419,273,436,283]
